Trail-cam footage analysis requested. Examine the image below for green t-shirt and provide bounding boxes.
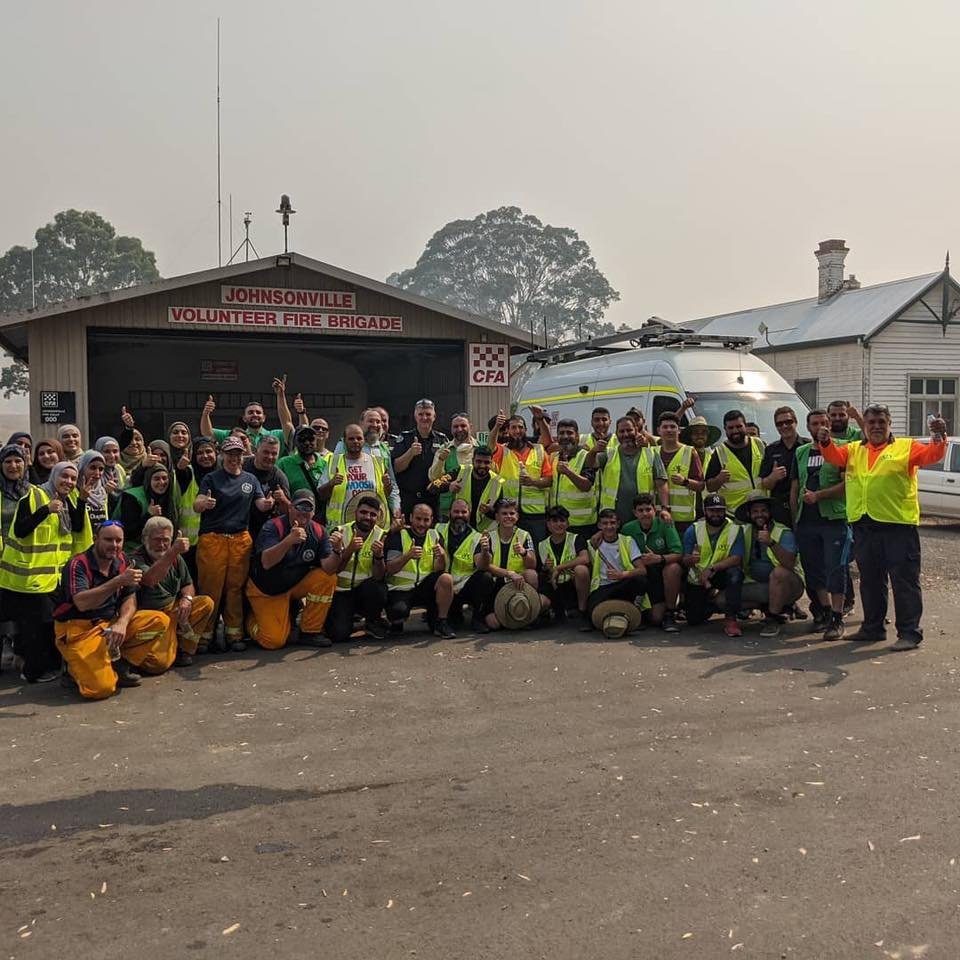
[212,426,286,449]
[277,451,329,495]
[130,547,193,610]
[621,516,682,556]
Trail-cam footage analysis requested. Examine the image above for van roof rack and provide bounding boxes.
[525,321,755,365]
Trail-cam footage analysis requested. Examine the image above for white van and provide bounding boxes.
[512,326,810,441]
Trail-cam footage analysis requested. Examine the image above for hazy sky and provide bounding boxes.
[4,0,959,339]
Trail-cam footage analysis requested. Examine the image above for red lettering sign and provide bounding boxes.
[169,307,403,334]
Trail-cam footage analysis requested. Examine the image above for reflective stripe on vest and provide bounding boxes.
[687,519,740,584]
[653,444,696,522]
[537,531,580,585]
[711,439,763,512]
[588,535,651,609]
[845,438,919,525]
[498,445,547,515]
[388,528,439,590]
[0,486,80,594]
[458,467,504,528]
[326,453,387,527]
[580,433,619,452]
[549,450,596,527]
[436,522,481,592]
[176,474,201,545]
[741,522,805,584]
[599,447,655,512]
[334,522,385,592]
[495,527,532,573]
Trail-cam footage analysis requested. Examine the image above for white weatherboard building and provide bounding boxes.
[690,240,960,436]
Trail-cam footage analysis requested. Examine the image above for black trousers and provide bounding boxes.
[587,578,645,615]
[326,579,388,643]
[685,568,743,624]
[4,591,59,681]
[450,571,496,621]
[852,518,923,641]
[387,573,441,624]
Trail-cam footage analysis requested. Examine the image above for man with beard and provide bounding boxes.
[704,410,765,514]
[392,399,449,516]
[246,490,339,649]
[548,419,596,536]
[384,502,452,638]
[443,447,504,531]
[585,416,669,527]
[131,517,215,667]
[654,412,703,532]
[200,375,295,451]
[435,498,495,633]
[681,493,745,636]
[493,414,553,544]
[53,522,169,698]
[278,426,325,507]
[243,435,291,540]
[325,496,389,642]
[321,424,396,527]
[818,403,946,651]
[429,413,477,519]
[827,400,864,442]
[759,406,810,520]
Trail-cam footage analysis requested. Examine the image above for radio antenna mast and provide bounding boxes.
[228,212,259,264]
[216,17,222,266]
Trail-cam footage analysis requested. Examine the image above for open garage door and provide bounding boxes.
[86,328,466,442]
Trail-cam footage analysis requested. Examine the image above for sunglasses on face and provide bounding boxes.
[775,419,795,428]
[100,519,124,529]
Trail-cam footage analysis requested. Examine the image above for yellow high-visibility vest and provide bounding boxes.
[845,438,919,525]
[436,522,481,593]
[388,528,440,591]
[548,450,596,527]
[653,444,696,522]
[333,521,385,592]
[498,445,547,515]
[326,453,387,527]
[711,439,763,512]
[686,519,740,584]
[0,486,78,594]
[537,532,581,584]
[599,447,656,512]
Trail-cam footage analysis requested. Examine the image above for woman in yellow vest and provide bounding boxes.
[818,404,947,651]
[0,456,93,682]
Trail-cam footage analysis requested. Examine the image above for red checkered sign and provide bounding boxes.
[469,343,509,387]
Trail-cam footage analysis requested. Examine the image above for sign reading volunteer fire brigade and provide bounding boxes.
[168,306,402,333]
[469,343,509,387]
[221,285,356,310]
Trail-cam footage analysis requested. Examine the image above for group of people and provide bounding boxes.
[0,374,945,701]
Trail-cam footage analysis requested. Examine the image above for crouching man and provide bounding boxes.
[734,490,804,640]
[53,521,170,699]
[384,502,453,638]
[131,516,215,666]
[537,505,590,622]
[436,498,496,634]
[245,490,339,648]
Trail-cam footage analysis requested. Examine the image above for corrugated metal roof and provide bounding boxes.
[689,272,941,348]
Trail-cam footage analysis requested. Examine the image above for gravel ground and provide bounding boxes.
[2,526,959,960]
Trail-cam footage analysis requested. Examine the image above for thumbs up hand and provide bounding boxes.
[120,406,135,428]
[203,395,216,416]
[173,530,190,554]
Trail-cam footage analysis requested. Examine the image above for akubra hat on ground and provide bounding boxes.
[494,581,542,629]
[591,599,643,638]
[734,489,783,524]
[680,416,721,447]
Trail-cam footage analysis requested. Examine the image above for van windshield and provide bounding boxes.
[688,393,810,443]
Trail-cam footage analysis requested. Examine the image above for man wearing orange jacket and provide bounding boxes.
[818,403,946,651]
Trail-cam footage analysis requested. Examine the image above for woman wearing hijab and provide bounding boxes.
[57,424,84,464]
[7,432,32,461]
[94,436,127,490]
[0,445,31,549]
[177,436,217,580]
[128,439,172,489]
[0,459,91,683]
[77,450,121,533]
[117,463,176,554]
[168,422,192,467]
[119,427,148,477]
[30,439,64,485]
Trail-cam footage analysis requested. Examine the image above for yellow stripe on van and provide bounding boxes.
[520,384,681,405]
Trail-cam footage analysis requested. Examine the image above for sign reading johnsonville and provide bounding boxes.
[168,306,403,332]
[221,285,356,309]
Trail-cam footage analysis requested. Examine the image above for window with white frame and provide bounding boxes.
[908,376,956,436]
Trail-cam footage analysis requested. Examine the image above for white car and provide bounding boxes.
[918,437,960,519]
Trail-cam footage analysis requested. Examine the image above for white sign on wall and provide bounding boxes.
[469,343,509,387]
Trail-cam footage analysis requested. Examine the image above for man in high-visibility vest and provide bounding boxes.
[680,493,745,636]
[579,406,616,452]
[818,403,946,650]
[537,505,591,622]
[436,498,495,633]
[548,419,596,535]
[583,508,649,628]
[493,415,553,544]
[443,447,503,531]
[704,410,765,514]
[653,412,703,533]
[428,413,477,520]
[383,502,453,638]
[320,423,397,527]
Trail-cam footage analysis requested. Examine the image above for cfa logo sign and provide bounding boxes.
[469,343,508,388]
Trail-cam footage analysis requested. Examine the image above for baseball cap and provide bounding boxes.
[220,436,245,453]
[294,425,317,440]
[291,489,316,511]
[703,493,726,509]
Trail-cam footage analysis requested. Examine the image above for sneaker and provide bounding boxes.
[661,612,679,634]
[847,630,886,643]
[388,622,405,636]
[174,651,195,667]
[723,618,743,638]
[759,618,782,639]
[20,670,60,684]
[229,640,247,653]
[811,609,830,632]
[823,620,845,641]
[365,618,388,641]
[579,620,595,633]
[114,662,142,688]
[790,604,808,621]
[469,616,490,635]
[890,635,921,652]
[736,610,752,621]
[300,633,332,648]
[434,619,456,640]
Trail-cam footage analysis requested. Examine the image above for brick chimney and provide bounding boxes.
[815,239,849,301]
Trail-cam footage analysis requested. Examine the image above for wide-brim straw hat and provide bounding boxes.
[493,580,542,629]
[591,599,643,638]
[680,416,721,446]
[733,489,785,524]
[343,491,388,525]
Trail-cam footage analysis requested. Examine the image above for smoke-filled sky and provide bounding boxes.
[3,0,959,344]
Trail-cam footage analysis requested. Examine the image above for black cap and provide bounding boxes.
[703,493,727,509]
